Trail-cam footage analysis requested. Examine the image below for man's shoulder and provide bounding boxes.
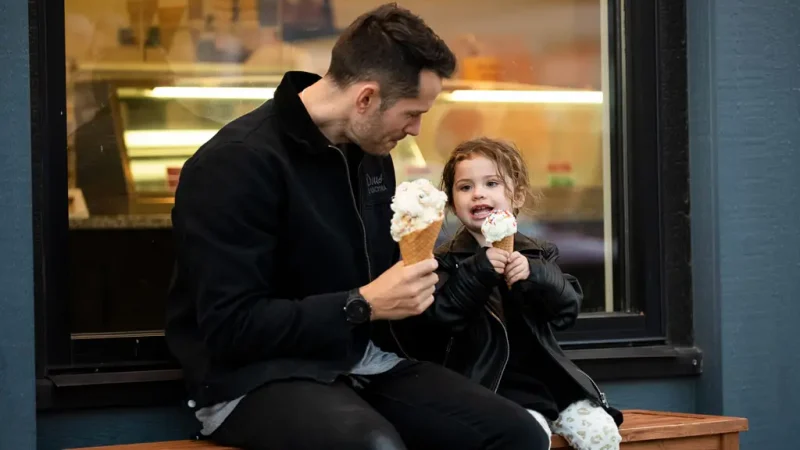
[179,138,285,199]
[184,104,284,170]
[219,101,283,153]
[184,138,273,174]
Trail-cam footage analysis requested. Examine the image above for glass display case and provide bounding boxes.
[65,63,612,351]
[71,64,605,220]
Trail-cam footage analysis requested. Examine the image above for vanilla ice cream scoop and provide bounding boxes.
[390,178,448,242]
[481,210,517,245]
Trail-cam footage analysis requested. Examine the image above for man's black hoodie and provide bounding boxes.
[166,71,401,409]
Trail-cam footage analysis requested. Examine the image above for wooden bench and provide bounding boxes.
[552,410,748,449]
[70,410,748,450]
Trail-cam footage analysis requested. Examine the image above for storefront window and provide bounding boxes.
[64,0,632,344]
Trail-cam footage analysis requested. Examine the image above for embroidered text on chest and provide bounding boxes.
[366,173,388,194]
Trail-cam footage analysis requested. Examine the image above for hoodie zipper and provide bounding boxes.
[486,305,510,392]
[331,145,411,359]
[331,145,372,281]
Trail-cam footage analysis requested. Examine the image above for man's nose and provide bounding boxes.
[404,117,421,136]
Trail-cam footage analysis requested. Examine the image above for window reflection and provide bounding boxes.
[65,0,631,320]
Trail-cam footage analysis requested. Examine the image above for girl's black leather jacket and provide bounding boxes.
[393,229,623,426]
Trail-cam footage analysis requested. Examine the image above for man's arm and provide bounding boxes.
[173,143,356,364]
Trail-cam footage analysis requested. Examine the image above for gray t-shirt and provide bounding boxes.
[195,340,403,436]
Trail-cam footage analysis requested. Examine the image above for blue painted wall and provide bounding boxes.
[38,407,199,450]
[3,0,797,448]
[0,0,36,449]
[688,0,800,448]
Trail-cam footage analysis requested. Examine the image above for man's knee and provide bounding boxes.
[496,409,552,450]
[509,420,551,450]
[330,423,407,450]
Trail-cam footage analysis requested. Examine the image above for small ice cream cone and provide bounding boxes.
[481,210,518,249]
[482,210,518,287]
[399,219,443,265]
[492,234,514,253]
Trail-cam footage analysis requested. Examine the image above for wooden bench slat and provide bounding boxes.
[70,410,748,450]
[551,410,748,448]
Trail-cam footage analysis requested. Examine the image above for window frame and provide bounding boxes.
[32,0,697,410]
[556,0,692,348]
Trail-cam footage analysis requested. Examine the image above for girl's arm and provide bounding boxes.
[515,242,583,330]
[420,248,502,332]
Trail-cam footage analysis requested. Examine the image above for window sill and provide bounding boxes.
[36,346,702,411]
[567,345,703,381]
[36,369,185,411]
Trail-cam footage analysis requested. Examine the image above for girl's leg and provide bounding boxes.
[551,400,621,450]
[525,409,552,450]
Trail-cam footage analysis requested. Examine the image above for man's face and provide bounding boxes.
[351,70,442,156]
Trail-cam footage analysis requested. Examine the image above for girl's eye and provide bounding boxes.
[487,181,500,187]
[458,185,471,192]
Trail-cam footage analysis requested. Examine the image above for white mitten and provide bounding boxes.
[551,400,621,450]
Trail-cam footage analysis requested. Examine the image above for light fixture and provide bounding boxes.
[118,86,601,104]
[445,89,603,104]
[118,86,276,100]
[124,130,218,148]
[150,86,276,99]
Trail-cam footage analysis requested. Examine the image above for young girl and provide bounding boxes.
[394,137,623,450]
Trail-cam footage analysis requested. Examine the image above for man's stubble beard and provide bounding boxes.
[353,111,395,156]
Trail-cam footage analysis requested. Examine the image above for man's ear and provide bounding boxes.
[355,82,380,113]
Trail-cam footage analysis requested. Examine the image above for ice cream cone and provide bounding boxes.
[492,235,514,253]
[399,219,443,265]
[390,179,448,265]
[493,235,515,287]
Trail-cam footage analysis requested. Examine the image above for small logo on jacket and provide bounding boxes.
[366,173,387,194]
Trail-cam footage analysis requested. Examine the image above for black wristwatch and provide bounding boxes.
[344,289,372,324]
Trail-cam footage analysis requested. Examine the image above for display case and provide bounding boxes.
[70,65,276,215]
[70,64,606,219]
[64,65,611,361]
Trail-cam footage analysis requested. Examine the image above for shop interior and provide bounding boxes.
[62,0,627,367]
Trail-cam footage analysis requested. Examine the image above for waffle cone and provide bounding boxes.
[399,220,443,265]
[492,235,515,253]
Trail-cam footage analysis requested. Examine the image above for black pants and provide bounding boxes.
[211,361,551,450]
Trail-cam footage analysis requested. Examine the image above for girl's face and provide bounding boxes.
[451,155,522,235]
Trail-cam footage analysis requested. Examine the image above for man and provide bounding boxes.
[166,4,550,449]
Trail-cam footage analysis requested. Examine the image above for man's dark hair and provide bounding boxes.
[327,3,457,108]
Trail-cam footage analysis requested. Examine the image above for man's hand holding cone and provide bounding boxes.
[358,179,448,320]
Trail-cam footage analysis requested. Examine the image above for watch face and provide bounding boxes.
[347,298,370,323]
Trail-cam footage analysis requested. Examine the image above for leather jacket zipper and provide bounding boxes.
[520,310,609,408]
[331,145,410,359]
[576,366,609,407]
[442,336,455,366]
[486,305,510,392]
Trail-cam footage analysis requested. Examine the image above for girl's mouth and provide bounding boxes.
[470,205,493,220]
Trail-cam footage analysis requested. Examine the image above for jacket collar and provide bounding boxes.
[438,226,546,255]
[273,71,336,154]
